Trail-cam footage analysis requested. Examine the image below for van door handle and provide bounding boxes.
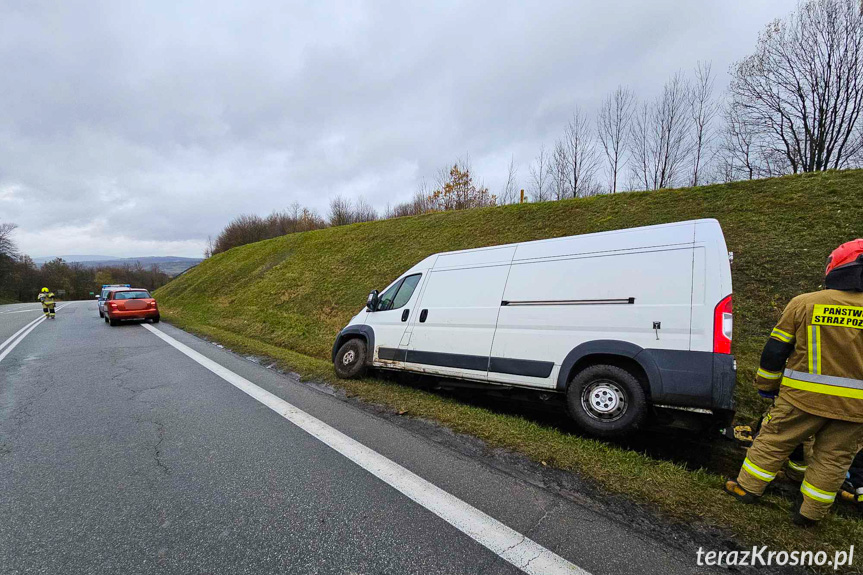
[419,309,428,323]
[401,309,409,322]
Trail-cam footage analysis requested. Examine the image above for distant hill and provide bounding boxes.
[32,255,116,263]
[34,255,202,276]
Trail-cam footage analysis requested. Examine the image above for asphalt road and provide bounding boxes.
[0,300,721,575]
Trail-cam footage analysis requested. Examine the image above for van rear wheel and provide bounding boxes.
[566,364,646,437]
[334,339,367,379]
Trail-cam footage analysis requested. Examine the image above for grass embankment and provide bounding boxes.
[157,170,863,557]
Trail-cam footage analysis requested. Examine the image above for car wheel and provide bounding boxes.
[109,318,119,327]
[99,311,104,318]
[104,316,109,323]
[566,364,647,437]
[334,338,368,379]
[152,315,160,324]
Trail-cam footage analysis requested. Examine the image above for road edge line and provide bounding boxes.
[0,302,71,359]
[0,315,45,353]
[0,317,46,364]
[141,323,588,575]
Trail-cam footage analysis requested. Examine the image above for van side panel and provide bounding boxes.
[402,263,511,379]
[689,246,708,351]
[512,222,694,262]
[490,246,695,388]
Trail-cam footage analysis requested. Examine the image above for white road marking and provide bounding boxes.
[0,303,72,363]
[0,317,46,364]
[0,316,45,354]
[0,308,42,314]
[142,323,588,575]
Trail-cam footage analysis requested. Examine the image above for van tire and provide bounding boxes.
[566,364,647,437]
[334,339,367,379]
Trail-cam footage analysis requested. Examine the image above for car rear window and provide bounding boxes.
[113,290,151,300]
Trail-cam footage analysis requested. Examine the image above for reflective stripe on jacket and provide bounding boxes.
[756,289,863,423]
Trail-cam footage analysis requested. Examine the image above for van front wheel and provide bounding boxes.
[334,339,368,379]
[566,364,646,437]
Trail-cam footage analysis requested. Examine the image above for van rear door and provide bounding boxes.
[403,247,514,380]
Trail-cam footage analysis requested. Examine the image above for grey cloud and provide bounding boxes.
[1,0,791,257]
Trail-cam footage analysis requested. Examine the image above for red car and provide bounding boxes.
[104,288,160,326]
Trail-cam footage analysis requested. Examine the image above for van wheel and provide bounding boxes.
[334,339,367,379]
[566,364,646,437]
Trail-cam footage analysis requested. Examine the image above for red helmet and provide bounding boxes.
[826,239,863,275]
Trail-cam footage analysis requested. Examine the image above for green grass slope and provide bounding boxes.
[158,169,862,419]
[156,170,863,558]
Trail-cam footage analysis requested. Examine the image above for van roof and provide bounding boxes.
[425,218,718,259]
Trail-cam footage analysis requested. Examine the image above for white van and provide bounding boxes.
[332,219,735,436]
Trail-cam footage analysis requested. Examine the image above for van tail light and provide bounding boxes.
[713,294,733,354]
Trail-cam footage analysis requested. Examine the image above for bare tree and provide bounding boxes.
[688,62,720,186]
[500,155,519,204]
[352,197,378,223]
[729,0,863,173]
[719,104,758,181]
[529,145,551,202]
[389,179,434,217]
[327,196,353,227]
[0,222,17,258]
[597,86,635,193]
[564,108,600,197]
[550,140,570,200]
[629,72,691,190]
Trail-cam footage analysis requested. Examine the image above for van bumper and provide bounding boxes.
[643,350,736,417]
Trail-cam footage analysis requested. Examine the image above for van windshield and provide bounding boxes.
[377,274,421,311]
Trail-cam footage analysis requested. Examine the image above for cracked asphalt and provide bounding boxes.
[0,301,723,575]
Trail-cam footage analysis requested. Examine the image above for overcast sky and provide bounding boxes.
[0,0,793,258]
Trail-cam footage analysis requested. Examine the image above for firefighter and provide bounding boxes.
[37,287,56,319]
[725,239,863,526]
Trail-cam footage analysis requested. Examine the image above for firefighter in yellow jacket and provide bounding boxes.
[726,239,863,526]
[37,287,56,319]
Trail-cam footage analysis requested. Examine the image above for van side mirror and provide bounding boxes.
[366,290,379,312]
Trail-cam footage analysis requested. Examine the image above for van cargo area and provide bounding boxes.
[333,219,736,437]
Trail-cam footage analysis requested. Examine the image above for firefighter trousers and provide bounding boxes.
[736,395,863,520]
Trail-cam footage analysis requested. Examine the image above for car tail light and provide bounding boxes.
[109,302,118,309]
[148,301,157,308]
[713,294,733,354]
